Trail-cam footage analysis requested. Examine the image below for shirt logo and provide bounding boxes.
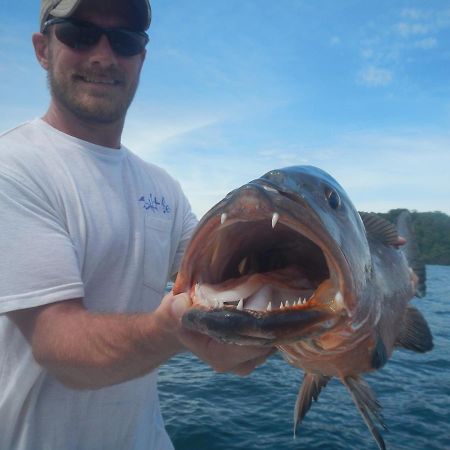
[139,194,171,214]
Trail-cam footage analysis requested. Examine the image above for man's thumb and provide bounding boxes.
[170,293,191,320]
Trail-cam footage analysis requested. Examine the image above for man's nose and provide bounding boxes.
[87,34,118,65]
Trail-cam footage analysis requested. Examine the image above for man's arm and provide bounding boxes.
[9,293,274,389]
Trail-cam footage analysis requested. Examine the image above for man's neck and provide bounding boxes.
[43,102,124,149]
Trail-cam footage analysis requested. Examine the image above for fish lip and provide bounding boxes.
[182,305,337,345]
[174,181,356,342]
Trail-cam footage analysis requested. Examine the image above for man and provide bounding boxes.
[0,1,273,449]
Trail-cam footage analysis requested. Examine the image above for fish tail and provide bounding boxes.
[342,376,387,450]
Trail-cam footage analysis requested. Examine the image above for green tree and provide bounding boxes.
[376,210,450,265]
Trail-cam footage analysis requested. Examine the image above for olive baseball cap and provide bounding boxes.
[40,0,152,32]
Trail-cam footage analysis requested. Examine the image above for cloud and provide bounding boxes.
[127,110,450,217]
[355,6,450,88]
[357,65,393,87]
[401,8,426,21]
[395,22,429,37]
[123,110,223,159]
[330,36,341,46]
[414,37,437,50]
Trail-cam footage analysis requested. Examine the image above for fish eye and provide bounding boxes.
[326,188,341,210]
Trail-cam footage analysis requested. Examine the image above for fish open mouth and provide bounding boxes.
[177,185,347,344]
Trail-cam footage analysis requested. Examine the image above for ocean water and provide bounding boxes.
[158,265,450,450]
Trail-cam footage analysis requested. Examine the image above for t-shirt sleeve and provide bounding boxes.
[0,171,84,314]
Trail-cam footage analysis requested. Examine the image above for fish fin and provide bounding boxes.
[371,335,388,370]
[395,305,433,353]
[395,210,426,297]
[359,212,403,247]
[342,376,387,450]
[293,372,330,436]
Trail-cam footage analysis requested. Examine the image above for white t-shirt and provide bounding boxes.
[0,119,198,450]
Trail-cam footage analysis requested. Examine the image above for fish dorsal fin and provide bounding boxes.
[293,373,330,436]
[359,212,403,246]
[342,376,387,450]
[395,305,433,352]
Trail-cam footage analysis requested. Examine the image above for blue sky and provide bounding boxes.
[1,1,449,217]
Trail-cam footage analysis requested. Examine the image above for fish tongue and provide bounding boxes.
[244,285,273,311]
[195,273,266,304]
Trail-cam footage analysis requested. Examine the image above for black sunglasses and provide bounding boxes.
[43,18,149,57]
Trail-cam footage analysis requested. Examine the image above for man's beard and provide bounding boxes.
[47,54,139,125]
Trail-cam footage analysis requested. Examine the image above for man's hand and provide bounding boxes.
[165,292,276,376]
[9,290,274,390]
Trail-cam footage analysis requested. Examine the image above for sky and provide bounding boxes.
[1,0,449,217]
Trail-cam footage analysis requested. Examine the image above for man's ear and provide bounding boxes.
[32,33,50,70]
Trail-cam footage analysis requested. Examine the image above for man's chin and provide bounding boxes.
[69,100,127,125]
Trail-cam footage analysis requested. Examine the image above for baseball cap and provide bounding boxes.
[40,0,152,32]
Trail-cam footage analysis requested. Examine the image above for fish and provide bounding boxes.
[173,166,433,449]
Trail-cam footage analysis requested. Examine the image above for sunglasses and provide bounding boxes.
[43,18,149,57]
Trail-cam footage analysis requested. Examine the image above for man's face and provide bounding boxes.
[46,7,146,125]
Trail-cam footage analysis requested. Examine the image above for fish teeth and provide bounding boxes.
[271,212,280,229]
[194,283,206,306]
[263,185,279,193]
[285,300,290,307]
[212,297,221,308]
[334,291,344,308]
[280,301,284,309]
[221,213,227,225]
[267,301,272,312]
[237,298,244,311]
[238,257,248,275]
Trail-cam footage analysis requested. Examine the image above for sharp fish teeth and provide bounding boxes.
[267,301,272,312]
[263,185,279,193]
[237,298,244,311]
[221,213,227,224]
[334,291,344,308]
[238,257,248,275]
[271,212,280,229]
[285,300,290,307]
[280,301,284,309]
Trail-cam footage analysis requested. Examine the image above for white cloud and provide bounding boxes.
[356,6,450,87]
[126,111,450,217]
[401,8,426,21]
[414,37,437,50]
[395,22,429,37]
[357,65,393,87]
[123,113,220,157]
[330,36,341,46]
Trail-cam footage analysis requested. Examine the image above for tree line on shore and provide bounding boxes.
[376,209,450,266]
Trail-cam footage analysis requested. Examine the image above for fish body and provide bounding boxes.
[173,166,433,449]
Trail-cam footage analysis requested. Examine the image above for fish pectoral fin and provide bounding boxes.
[395,305,433,353]
[342,376,387,450]
[293,372,330,436]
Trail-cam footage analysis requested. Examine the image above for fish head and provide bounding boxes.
[174,166,373,345]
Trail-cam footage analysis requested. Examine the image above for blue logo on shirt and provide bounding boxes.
[139,194,171,214]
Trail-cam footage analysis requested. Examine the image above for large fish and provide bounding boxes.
[173,166,433,449]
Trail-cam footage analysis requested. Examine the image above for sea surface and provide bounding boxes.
[158,265,450,450]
